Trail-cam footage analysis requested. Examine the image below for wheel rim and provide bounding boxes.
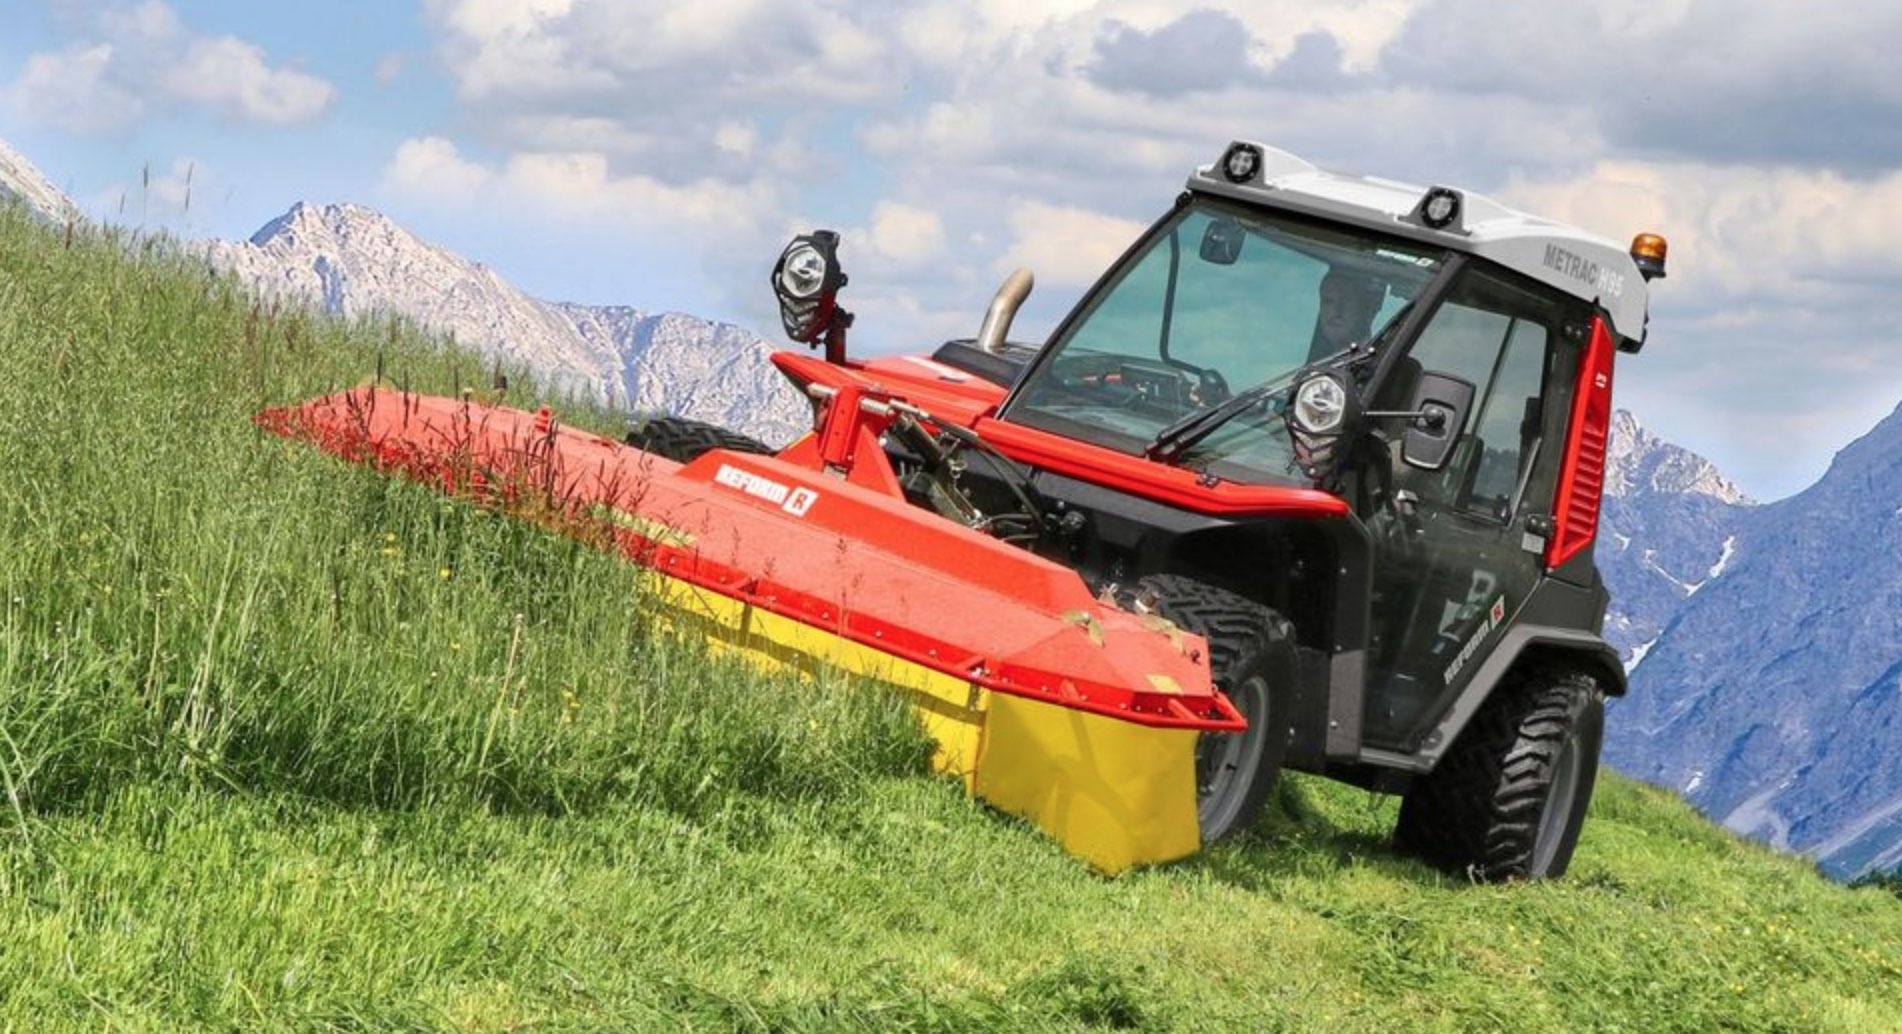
[1196,671,1270,835]
[1532,730,1583,873]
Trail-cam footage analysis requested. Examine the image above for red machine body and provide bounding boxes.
[257,382,1243,734]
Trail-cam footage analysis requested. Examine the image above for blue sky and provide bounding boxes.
[5,0,1902,501]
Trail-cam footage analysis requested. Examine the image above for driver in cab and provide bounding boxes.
[1309,269,1385,362]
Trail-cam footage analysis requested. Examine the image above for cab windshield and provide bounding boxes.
[1005,199,1445,484]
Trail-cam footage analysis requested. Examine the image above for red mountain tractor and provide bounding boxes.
[642,141,1668,879]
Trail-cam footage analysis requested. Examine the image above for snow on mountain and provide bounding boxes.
[1607,400,1902,880]
[203,202,807,444]
[1599,410,1756,666]
[0,137,82,226]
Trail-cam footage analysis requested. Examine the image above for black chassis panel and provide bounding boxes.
[929,339,1038,388]
[1355,576,1623,776]
[893,440,1616,781]
[1016,468,1377,768]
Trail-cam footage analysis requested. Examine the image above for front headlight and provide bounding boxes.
[1288,372,1357,479]
[771,231,848,344]
[1291,374,1348,434]
[777,242,829,300]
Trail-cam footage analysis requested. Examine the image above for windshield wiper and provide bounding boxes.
[1143,345,1358,464]
[1143,380,1286,464]
[1145,302,1414,467]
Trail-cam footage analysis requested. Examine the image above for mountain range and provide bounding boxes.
[2,138,1896,879]
[1608,404,1902,879]
[202,202,810,445]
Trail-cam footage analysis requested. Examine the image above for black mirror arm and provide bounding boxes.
[1365,407,1449,432]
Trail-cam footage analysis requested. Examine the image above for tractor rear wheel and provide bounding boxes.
[1125,574,1296,843]
[626,416,774,463]
[1394,666,1604,880]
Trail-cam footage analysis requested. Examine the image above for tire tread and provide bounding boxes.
[1395,665,1602,880]
[626,416,773,463]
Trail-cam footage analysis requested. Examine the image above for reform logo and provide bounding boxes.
[784,487,818,517]
[1444,595,1509,686]
[714,464,820,517]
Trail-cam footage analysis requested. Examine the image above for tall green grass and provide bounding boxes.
[0,207,923,828]
[1,205,1899,1032]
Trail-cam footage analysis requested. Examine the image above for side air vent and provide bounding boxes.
[1546,317,1616,570]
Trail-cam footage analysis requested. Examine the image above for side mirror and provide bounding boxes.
[1400,371,1475,471]
[771,230,852,356]
[1199,218,1244,265]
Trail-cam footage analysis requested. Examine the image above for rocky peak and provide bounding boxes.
[1597,409,1756,672]
[1607,410,1752,504]
[0,136,83,226]
[248,200,338,246]
[244,201,451,265]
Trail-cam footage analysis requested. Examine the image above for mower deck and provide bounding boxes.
[258,385,1243,872]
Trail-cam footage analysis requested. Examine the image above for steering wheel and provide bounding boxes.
[1194,367,1231,406]
[1051,355,1173,406]
[1053,355,1236,418]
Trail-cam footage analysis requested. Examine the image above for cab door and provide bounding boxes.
[1361,267,1587,751]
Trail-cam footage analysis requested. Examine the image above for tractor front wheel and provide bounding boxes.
[1395,667,1604,880]
[1124,574,1296,843]
[626,416,774,463]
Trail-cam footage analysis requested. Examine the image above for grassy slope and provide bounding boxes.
[1,207,1898,1032]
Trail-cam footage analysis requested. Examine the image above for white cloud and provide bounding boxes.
[1384,0,1902,171]
[2,1,335,132]
[996,201,1147,288]
[84,156,203,225]
[426,0,904,107]
[424,0,605,102]
[864,202,946,268]
[382,137,495,202]
[379,138,777,240]
[435,0,577,39]
[159,36,334,125]
[504,151,774,235]
[1502,161,1902,307]
[490,113,658,158]
[3,44,140,133]
[713,122,757,158]
[142,157,198,215]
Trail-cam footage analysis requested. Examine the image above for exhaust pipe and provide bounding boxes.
[975,268,1035,355]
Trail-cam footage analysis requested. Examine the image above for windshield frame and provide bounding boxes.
[998,193,1456,485]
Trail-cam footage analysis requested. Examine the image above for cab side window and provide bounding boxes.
[1400,270,1565,523]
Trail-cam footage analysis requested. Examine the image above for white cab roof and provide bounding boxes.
[1189,141,1650,342]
